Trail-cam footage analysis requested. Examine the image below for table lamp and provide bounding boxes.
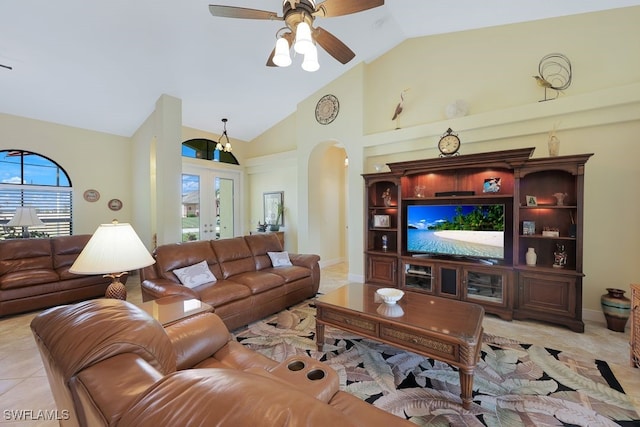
[6,206,44,238]
[69,220,155,300]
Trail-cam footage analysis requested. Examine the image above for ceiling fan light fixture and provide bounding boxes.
[294,21,313,54]
[273,37,292,67]
[301,44,319,72]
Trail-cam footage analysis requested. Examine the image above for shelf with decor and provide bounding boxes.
[364,174,401,284]
[363,148,592,331]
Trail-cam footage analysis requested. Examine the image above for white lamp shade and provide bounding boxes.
[273,37,292,67]
[294,22,313,54]
[301,44,319,72]
[69,222,155,275]
[6,207,44,227]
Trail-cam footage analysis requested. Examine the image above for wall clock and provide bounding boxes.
[315,94,339,125]
[108,199,123,211]
[83,189,100,202]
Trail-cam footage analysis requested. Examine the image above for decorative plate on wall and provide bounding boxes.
[108,199,123,211]
[315,94,339,125]
[83,189,100,202]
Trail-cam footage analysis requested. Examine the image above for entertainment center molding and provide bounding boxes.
[363,147,592,332]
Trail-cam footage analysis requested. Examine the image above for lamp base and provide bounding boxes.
[104,272,128,300]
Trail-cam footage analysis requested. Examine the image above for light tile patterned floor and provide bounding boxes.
[0,264,637,426]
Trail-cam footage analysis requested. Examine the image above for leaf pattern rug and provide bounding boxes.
[234,300,640,426]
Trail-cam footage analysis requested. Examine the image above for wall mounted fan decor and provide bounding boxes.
[209,0,384,71]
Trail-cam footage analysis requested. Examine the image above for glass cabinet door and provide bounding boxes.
[402,262,434,293]
[464,269,505,305]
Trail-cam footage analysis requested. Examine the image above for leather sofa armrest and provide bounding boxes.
[288,253,320,269]
[141,279,198,302]
[164,313,232,370]
[72,353,163,427]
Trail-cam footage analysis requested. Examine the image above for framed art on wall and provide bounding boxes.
[264,191,284,226]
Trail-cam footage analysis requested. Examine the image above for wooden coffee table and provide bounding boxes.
[315,283,484,409]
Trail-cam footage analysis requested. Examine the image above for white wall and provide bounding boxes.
[0,112,132,235]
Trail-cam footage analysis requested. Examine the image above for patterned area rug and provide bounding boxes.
[234,301,640,426]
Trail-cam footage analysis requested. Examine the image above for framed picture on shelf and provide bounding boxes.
[523,221,536,235]
[373,215,390,228]
[483,177,501,193]
[526,195,538,206]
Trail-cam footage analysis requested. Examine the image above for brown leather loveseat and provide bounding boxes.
[0,235,117,317]
[31,298,413,427]
[140,233,320,330]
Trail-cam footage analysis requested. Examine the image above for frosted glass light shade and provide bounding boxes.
[273,37,292,67]
[69,222,155,275]
[301,44,319,72]
[7,207,44,227]
[294,22,313,54]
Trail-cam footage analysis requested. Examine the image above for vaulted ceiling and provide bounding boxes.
[1,0,639,141]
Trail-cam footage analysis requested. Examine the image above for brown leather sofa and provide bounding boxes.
[140,233,320,330]
[0,235,118,317]
[31,298,413,427]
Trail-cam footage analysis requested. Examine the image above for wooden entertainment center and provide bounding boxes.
[363,148,592,332]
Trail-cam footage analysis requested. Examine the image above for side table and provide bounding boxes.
[137,296,213,327]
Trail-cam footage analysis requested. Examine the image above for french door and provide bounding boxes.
[181,165,239,242]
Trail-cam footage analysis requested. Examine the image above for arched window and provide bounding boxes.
[0,150,73,238]
[181,139,239,165]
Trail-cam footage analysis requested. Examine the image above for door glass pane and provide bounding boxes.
[181,174,200,242]
[216,177,234,239]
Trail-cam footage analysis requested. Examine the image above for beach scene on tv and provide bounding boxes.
[407,204,505,259]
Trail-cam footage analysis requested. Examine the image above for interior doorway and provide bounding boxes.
[181,164,240,242]
[306,143,348,266]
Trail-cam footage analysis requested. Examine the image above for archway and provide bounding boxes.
[306,141,348,267]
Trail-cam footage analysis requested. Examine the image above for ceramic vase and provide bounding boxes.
[600,288,631,332]
[525,248,537,266]
[548,134,560,156]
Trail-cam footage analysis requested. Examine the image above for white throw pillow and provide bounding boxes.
[268,251,292,267]
[173,260,217,288]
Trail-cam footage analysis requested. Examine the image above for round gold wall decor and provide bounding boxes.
[315,94,339,125]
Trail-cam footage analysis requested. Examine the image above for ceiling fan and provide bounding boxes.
[209,0,384,71]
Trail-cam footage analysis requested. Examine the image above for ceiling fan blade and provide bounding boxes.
[267,33,294,67]
[209,5,281,20]
[313,27,355,64]
[314,0,384,18]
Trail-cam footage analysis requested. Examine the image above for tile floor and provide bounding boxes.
[0,264,638,426]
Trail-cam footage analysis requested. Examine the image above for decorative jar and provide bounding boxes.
[600,288,631,332]
[525,248,537,266]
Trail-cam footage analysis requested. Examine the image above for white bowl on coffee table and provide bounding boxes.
[376,288,404,304]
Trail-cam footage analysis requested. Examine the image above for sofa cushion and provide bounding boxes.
[229,271,285,294]
[244,233,284,270]
[196,280,252,306]
[0,269,59,290]
[154,241,221,283]
[52,234,91,271]
[211,237,256,278]
[0,238,53,276]
[173,260,216,289]
[264,265,311,284]
[267,251,292,267]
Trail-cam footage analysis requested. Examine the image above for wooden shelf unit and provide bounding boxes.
[363,148,592,332]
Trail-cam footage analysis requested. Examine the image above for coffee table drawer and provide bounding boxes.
[380,324,458,362]
[318,308,377,336]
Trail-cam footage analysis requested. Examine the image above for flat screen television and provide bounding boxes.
[405,203,507,262]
